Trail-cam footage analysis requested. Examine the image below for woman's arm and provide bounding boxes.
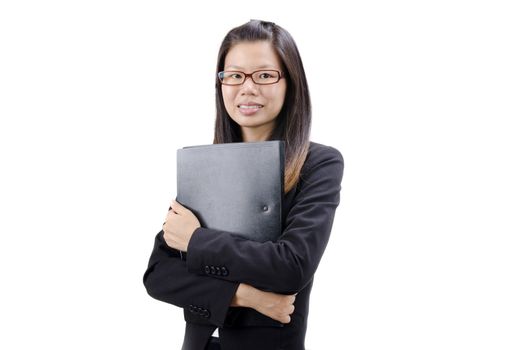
[144,230,297,326]
[232,283,296,324]
[143,230,239,327]
[185,146,344,294]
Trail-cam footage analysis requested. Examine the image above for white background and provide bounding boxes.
[1,1,527,349]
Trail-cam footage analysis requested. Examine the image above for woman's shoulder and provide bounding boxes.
[303,141,344,172]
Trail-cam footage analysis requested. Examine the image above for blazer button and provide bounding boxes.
[203,309,211,319]
[205,265,210,274]
[221,267,229,276]
[215,266,221,275]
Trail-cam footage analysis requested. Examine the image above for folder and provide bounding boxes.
[176,141,284,242]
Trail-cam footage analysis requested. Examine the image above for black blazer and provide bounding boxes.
[143,141,344,350]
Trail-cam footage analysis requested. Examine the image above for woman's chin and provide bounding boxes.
[234,114,264,126]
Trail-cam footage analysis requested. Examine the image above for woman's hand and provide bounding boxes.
[162,199,201,252]
[231,283,297,324]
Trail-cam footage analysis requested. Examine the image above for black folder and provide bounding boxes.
[176,141,284,242]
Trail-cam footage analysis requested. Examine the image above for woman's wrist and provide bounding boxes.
[231,283,256,308]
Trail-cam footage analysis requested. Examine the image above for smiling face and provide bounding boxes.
[221,41,287,142]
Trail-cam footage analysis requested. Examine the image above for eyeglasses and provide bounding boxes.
[218,69,283,86]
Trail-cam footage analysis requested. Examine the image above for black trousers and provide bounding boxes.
[205,336,221,350]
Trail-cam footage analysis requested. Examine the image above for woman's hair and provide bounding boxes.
[213,19,311,193]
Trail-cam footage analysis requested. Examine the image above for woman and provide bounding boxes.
[143,20,344,350]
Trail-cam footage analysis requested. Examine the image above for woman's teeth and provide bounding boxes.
[239,105,263,109]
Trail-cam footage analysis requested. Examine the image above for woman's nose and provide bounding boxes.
[240,76,258,94]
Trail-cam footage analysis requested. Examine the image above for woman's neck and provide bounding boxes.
[241,125,274,142]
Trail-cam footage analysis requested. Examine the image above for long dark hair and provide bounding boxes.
[213,20,311,193]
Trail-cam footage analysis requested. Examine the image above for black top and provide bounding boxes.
[143,141,344,350]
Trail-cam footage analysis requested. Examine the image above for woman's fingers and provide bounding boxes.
[170,199,188,214]
[165,207,176,221]
[170,199,178,213]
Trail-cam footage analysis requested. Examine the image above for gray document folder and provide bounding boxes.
[176,141,284,242]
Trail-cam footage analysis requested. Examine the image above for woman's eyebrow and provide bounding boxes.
[224,64,278,70]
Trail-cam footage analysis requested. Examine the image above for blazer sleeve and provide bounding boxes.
[185,146,344,294]
[143,230,240,327]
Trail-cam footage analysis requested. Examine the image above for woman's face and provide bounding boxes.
[221,41,287,142]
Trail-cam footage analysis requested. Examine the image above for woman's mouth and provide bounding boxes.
[238,104,263,116]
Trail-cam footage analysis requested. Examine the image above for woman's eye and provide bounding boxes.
[260,73,272,79]
[224,72,242,80]
[231,73,242,79]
